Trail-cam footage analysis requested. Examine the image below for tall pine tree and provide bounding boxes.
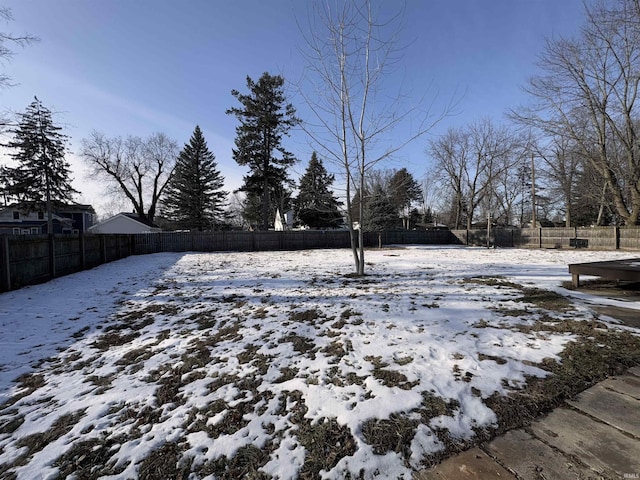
[295,152,342,228]
[362,184,399,247]
[161,125,227,231]
[226,72,300,230]
[3,97,77,233]
[389,168,422,229]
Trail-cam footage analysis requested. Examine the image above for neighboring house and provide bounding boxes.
[57,204,97,232]
[274,208,294,231]
[88,213,162,234]
[526,219,558,228]
[0,203,96,235]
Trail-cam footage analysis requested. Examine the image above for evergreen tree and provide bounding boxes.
[3,97,77,232]
[239,176,293,229]
[226,72,300,230]
[161,125,227,231]
[295,152,342,228]
[389,168,422,229]
[362,184,399,247]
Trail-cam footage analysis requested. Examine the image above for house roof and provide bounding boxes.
[1,202,96,214]
[119,213,159,228]
[88,212,161,232]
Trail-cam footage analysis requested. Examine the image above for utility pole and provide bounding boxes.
[531,152,537,228]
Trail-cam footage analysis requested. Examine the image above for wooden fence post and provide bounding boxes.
[100,235,106,264]
[538,227,542,249]
[1,236,10,292]
[79,231,86,269]
[48,234,56,279]
[130,234,135,256]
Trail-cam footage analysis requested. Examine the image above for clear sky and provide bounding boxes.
[0,0,588,216]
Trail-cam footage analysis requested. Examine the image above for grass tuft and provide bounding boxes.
[202,445,271,480]
[138,442,190,480]
[362,414,417,459]
[16,410,86,456]
[296,417,356,479]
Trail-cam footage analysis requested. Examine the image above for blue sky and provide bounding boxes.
[1,0,588,215]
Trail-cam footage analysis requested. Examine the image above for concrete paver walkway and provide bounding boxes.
[416,366,640,480]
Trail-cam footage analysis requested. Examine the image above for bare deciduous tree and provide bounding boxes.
[80,131,178,223]
[535,136,582,226]
[0,7,37,90]
[514,0,640,225]
[0,7,38,128]
[484,145,525,227]
[429,119,517,229]
[298,0,452,275]
[428,128,467,228]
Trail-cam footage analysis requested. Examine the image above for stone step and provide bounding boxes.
[413,448,516,480]
[530,407,640,478]
[567,382,640,438]
[601,375,640,400]
[483,429,595,480]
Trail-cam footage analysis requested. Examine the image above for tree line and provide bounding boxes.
[2,0,640,276]
[429,0,640,229]
[1,72,425,235]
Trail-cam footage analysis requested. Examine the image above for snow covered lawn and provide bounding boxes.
[1,246,639,479]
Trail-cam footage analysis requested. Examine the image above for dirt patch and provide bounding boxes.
[564,279,640,298]
[566,279,640,328]
[591,305,640,328]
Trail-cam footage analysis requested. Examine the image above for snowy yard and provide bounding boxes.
[1,246,639,479]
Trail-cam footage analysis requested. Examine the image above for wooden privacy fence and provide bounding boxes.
[131,230,362,253]
[450,226,640,250]
[131,229,453,254]
[1,234,133,292]
[2,226,640,293]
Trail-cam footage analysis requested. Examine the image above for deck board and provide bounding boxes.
[568,258,640,287]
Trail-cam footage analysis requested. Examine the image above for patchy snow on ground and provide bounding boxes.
[0,246,638,479]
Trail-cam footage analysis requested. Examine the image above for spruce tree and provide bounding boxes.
[4,97,77,232]
[295,152,342,228]
[226,72,299,230]
[362,184,399,247]
[389,168,422,229]
[161,125,227,231]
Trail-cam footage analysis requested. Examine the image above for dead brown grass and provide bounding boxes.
[362,414,417,460]
[138,442,190,480]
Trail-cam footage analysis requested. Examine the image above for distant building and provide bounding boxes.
[416,222,449,230]
[88,212,161,234]
[57,204,97,232]
[0,203,96,235]
[274,209,294,231]
[526,219,557,228]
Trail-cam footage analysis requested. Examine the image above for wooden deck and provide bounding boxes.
[568,258,640,287]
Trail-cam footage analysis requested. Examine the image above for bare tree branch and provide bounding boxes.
[296,0,455,274]
[80,131,177,223]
